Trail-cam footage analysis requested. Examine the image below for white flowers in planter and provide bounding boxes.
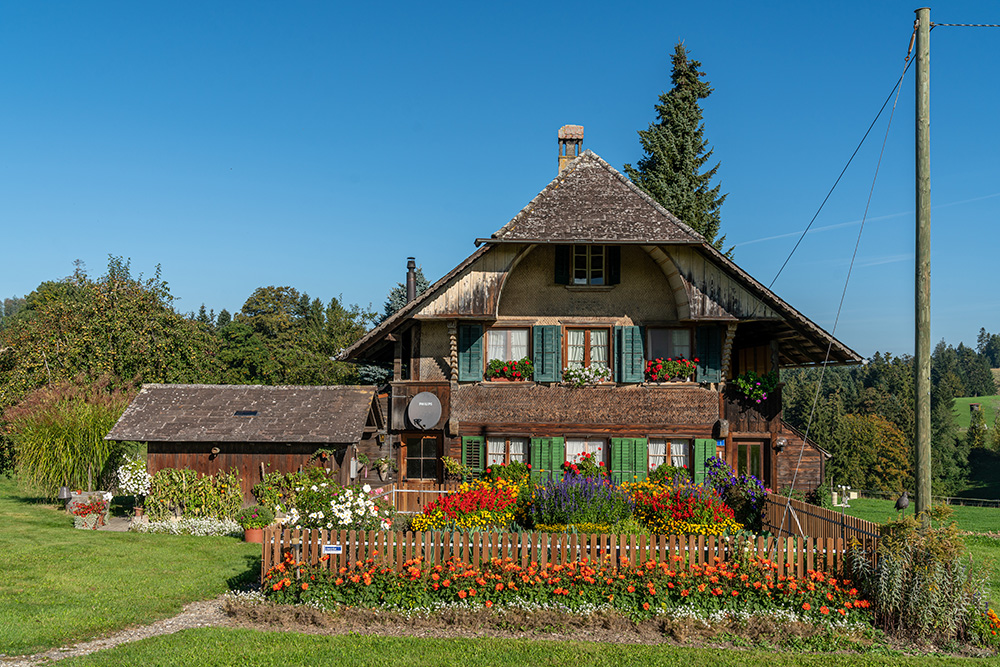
[562,364,613,387]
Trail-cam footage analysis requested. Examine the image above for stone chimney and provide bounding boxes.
[558,125,584,173]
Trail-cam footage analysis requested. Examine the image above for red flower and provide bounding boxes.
[527,464,531,469]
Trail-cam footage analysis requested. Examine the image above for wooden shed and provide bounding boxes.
[105,384,387,502]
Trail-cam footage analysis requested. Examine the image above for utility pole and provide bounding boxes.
[914,7,932,519]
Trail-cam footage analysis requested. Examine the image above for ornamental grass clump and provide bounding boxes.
[530,475,632,527]
[848,505,993,645]
[627,478,742,536]
[263,551,871,626]
[411,478,519,531]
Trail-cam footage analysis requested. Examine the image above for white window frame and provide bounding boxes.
[648,437,690,470]
[487,328,530,363]
[486,436,530,466]
[565,437,608,467]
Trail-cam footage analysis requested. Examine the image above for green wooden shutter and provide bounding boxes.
[532,325,562,382]
[530,437,565,483]
[462,436,485,478]
[611,437,649,484]
[696,325,722,383]
[458,324,483,381]
[607,245,621,285]
[693,438,716,485]
[614,326,644,383]
[554,245,571,285]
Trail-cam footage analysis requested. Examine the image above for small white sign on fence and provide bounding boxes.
[322,544,343,555]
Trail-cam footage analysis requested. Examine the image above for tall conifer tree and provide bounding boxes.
[624,42,728,251]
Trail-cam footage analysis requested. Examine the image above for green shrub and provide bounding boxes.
[235,504,274,529]
[146,467,243,521]
[848,505,991,644]
[648,464,690,485]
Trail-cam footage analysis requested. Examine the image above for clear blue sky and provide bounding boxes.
[2,1,998,358]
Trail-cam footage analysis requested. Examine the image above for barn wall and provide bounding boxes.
[774,436,823,493]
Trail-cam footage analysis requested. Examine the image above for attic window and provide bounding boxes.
[234,410,258,417]
[554,245,621,286]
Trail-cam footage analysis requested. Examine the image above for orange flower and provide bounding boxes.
[820,606,829,615]
[642,602,650,610]
[802,603,811,611]
[301,583,309,590]
[485,600,493,608]
[458,590,467,599]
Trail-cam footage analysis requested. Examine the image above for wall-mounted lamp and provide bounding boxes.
[774,438,788,453]
[210,446,220,460]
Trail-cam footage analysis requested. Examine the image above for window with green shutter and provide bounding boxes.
[532,325,562,382]
[458,324,483,381]
[614,326,645,383]
[610,437,648,484]
[695,325,722,383]
[692,438,716,485]
[530,436,565,483]
[462,436,485,478]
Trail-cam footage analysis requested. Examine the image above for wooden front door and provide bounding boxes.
[403,434,441,483]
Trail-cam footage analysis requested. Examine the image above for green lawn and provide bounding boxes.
[55,629,1000,667]
[953,395,1000,431]
[0,476,260,656]
[837,496,1000,533]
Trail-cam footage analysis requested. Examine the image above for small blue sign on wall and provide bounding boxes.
[322,544,342,555]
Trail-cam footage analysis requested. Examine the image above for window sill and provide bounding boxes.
[481,379,536,386]
[642,380,699,386]
[562,285,616,292]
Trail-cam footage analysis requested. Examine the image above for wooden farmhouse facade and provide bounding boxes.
[342,126,862,493]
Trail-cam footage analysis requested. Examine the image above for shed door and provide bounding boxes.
[404,434,441,482]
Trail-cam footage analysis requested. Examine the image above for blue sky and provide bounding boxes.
[2,1,998,358]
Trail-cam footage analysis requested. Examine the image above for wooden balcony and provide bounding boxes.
[722,384,782,434]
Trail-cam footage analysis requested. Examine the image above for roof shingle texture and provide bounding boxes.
[452,384,718,426]
[106,384,377,443]
[492,151,704,244]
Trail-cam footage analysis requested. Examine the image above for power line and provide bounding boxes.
[932,22,1000,28]
[766,56,914,291]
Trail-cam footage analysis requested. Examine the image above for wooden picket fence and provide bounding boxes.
[260,527,854,583]
[764,494,881,555]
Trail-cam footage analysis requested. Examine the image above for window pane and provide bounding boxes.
[423,437,437,457]
[671,329,692,359]
[510,330,528,359]
[567,330,585,368]
[487,437,506,465]
[510,438,527,462]
[423,458,437,479]
[670,439,689,468]
[590,329,608,365]
[487,329,507,361]
[566,438,585,461]
[738,444,747,475]
[407,458,422,479]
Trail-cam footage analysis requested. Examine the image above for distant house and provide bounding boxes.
[105,384,386,501]
[340,126,861,492]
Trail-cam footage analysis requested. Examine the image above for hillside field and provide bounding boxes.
[953,394,1000,430]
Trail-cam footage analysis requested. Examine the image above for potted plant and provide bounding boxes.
[485,357,533,381]
[562,364,612,387]
[645,357,698,383]
[733,370,779,404]
[116,453,151,517]
[442,456,471,482]
[356,451,371,478]
[236,504,275,543]
[373,456,398,481]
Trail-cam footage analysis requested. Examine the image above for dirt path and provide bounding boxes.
[2,597,233,667]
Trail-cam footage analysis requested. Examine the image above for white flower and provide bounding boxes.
[362,484,371,494]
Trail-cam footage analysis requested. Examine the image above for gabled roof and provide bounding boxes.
[105,384,381,444]
[490,151,705,244]
[341,149,862,367]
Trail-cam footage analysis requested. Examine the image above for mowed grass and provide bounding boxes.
[0,476,260,656]
[54,629,1000,667]
[953,395,1000,431]
[837,496,1000,533]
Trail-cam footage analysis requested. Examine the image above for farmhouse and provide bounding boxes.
[341,126,861,493]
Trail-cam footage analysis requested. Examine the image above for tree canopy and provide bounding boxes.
[624,41,728,252]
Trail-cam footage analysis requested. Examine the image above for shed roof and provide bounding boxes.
[105,384,381,444]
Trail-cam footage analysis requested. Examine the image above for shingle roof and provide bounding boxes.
[105,384,379,443]
[452,384,718,426]
[491,151,705,244]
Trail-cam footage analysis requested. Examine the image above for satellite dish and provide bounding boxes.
[407,392,442,430]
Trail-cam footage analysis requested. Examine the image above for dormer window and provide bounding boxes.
[554,245,621,286]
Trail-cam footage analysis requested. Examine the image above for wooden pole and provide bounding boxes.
[914,7,932,520]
